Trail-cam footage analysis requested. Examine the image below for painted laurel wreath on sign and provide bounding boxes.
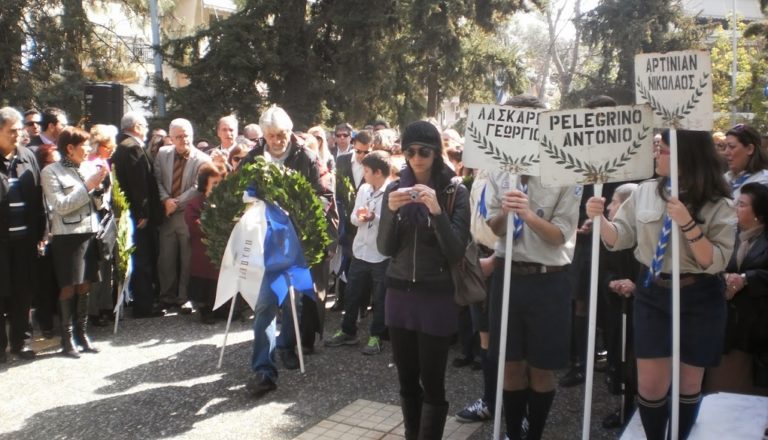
[466,122,538,174]
[540,126,650,184]
[636,73,710,127]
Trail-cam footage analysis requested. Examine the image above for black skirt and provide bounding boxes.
[51,233,101,287]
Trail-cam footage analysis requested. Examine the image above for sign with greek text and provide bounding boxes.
[538,105,654,187]
[463,104,542,175]
[635,50,713,130]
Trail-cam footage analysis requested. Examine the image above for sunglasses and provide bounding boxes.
[24,121,40,127]
[354,148,370,155]
[404,147,433,158]
[335,133,350,138]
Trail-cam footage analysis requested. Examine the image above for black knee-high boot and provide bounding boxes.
[59,297,80,358]
[678,393,702,440]
[418,402,448,440]
[503,390,528,440]
[527,389,555,440]
[401,394,422,440]
[637,395,669,440]
[75,293,99,353]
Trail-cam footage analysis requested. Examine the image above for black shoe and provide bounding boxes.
[278,349,300,370]
[246,373,277,398]
[602,410,623,429]
[452,356,474,368]
[559,366,585,387]
[11,347,36,360]
[179,301,194,315]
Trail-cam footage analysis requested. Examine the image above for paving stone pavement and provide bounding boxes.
[0,308,620,440]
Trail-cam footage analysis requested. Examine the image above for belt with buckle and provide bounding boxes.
[652,273,706,288]
[494,258,567,275]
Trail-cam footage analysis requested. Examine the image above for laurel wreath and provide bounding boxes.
[636,73,710,128]
[466,122,539,174]
[200,157,331,268]
[109,173,134,285]
[540,126,650,184]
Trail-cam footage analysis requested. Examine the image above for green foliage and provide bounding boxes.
[162,0,530,129]
[711,22,768,132]
[200,157,331,268]
[110,173,134,284]
[566,0,706,106]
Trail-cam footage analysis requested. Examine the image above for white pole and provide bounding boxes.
[670,129,681,440]
[289,286,306,373]
[113,282,122,335]
[492,174,518,440]
[581,183,603,440]
[731,0,738,126]
[217,295,238,369]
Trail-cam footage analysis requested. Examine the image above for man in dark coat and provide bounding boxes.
[111,111,164,318]
[240,106,337,398]
[0,107,46,361]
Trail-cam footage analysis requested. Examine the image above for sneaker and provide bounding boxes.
[324,330,359,347]
[455,398,492,423]
[361,336,381,355]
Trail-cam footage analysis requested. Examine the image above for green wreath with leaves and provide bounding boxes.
[110,174,134,286]
[200,157,331,268]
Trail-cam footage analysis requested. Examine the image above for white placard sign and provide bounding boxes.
[538,105,654,187]
[463,104,543,175]
[635,50,713,130]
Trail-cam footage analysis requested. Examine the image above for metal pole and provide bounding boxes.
[731,0,738,125]
[149,0,166,117]
[581,183,603,440]
[670,129,680,440]
[492,174,518,440]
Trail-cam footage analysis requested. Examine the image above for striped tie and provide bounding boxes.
[644,181,672,287]
[513,182,528,240]
[171,152,187,198]
[731,173,751,192]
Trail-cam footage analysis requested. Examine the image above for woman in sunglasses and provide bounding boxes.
[723,123,768,198]
[587,129,735,440]
[378,120,470,439]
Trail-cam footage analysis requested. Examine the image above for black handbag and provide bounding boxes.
[445,183,487,306]
[95,211,117,261]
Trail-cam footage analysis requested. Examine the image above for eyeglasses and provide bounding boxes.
[335,133,350,138]
[232,156,246,163]
[24,121,40,127]
[354,148,370,155]
[404,147,433,159]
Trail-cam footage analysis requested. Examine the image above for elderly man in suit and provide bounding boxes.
[154,118,211,312]
[0,107,46,361]
[112,111,165,318]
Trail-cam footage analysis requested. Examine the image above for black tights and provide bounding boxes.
[390,327,451,405]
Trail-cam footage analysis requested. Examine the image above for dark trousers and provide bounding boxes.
[390,327,451,405]
[340,258,388,338]
[130,222,158,313]
[0,239,36,351]
[33,252,59,332]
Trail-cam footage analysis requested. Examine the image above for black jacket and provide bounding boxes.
[242,136,338,243]
[725,233,768,354]
[0,145,46,296]
[112,133,163,225]
[377,168,470,290]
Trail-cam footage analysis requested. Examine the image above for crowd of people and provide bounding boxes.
[1,96,767,440]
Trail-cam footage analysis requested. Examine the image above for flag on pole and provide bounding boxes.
[214,196,314,311]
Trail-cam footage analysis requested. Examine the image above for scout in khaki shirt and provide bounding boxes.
[484,94,581,440]
[587,129,736,440]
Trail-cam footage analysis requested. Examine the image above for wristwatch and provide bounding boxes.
[740,273,748,285]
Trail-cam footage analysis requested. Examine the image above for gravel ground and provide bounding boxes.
[0,307,622,440]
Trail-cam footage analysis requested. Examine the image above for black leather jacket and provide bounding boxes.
[377,171,470,290]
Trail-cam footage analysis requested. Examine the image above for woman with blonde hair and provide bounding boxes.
[307,126,334,172]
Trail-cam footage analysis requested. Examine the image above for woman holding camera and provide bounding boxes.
[378,121,470,439]
[41,126,108,358]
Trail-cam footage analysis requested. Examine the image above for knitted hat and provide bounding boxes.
[401,120,442,152]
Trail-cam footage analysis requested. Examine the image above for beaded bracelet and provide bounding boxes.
[680,219,696,232]
[686,231,705,243]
